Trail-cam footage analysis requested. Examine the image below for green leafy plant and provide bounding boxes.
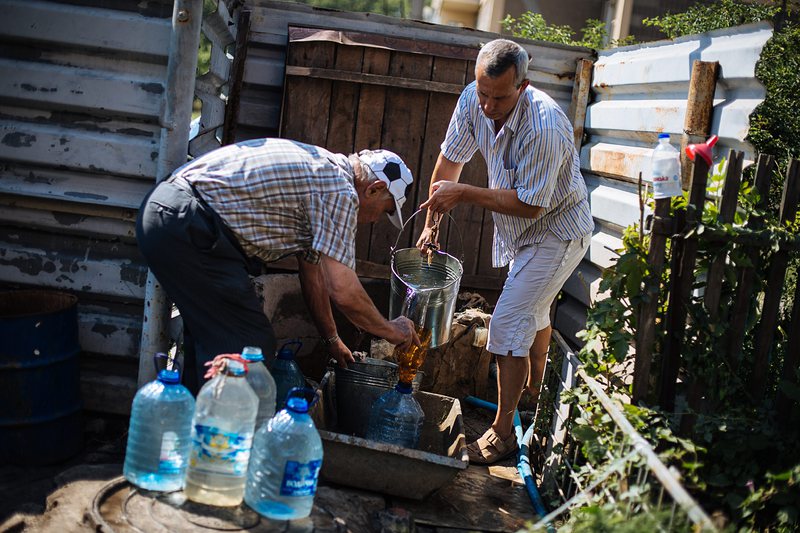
[501,13,636,49]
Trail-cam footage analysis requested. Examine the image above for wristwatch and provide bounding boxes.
[321,334,340,347]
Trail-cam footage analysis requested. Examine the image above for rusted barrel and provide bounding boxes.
[0,290,83,465]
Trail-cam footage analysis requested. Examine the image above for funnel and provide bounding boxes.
[685,135,718,166]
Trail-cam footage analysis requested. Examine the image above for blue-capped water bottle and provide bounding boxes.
[185,355,258,506]
[245,387,323,520]
[270,341,306,411]
[241,346,277,429]
[123,354,194,492]
[365,381,425,449]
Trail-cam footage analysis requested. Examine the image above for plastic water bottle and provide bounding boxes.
[123,361,195,492]
[365,382,425,449]
[185,358,258,506]
[241,346,277,429]
[270,341,306,411]
[651,133,683,198]
[245,389,323,520]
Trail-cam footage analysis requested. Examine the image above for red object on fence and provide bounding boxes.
[685,135,719,166]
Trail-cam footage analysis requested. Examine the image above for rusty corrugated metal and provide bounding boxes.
[0,0,173,410]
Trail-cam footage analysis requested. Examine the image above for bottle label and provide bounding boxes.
[190,424,253,476]
[158,431,183,474]
[652,172,682,199]
[279,459,322,497]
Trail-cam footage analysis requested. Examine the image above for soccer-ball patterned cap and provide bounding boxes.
[357,149,414,229]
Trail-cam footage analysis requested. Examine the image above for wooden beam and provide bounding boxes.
[567,59,593,149]
[222,9,251,145]
[679,60,719,190]
[285,65,465,95]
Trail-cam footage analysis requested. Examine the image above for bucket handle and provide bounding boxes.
[391,208,464,263]
[153,352,181,376]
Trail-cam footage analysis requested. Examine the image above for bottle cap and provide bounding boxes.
[395,382,413,394]
[241,346,264,362]
[685,135,718,166]
[277,347,295,360]
[658,133,670,139]
[157,368,180,384]
[226,359,247,376]
[286,397,309,413]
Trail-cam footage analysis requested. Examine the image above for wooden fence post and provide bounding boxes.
[680,61,719,189]
[778,189,800,417]
[751,159,800,400]
[658,155,710,411]
[632,197,670,404]
[726,154,774,365]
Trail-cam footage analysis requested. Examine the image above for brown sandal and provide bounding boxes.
[466,428,519,465]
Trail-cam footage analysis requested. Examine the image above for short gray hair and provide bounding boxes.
[476,39,529,87]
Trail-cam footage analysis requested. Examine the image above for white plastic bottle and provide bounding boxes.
[244,390,323,520]
[184,358,258,506]
[651,133,683,198]
[241,346,277,429]
[123,364,194,492]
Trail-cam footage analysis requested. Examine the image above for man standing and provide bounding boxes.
[417,39,593,464]
[137,138,419,392]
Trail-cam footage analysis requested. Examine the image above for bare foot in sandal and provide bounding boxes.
[466,427,519,465]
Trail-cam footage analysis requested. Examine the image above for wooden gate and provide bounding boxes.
[279,27,499,289]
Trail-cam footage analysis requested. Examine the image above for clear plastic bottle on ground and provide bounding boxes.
[124,360,195,492]
[244,389,323,520]
[270,341,306,411]
[651,133,683,199]
[241,346,277,429]
[184,357,258,506]
[365,381,425,449]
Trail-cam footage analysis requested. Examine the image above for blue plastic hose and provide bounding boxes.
[464,396,553,530]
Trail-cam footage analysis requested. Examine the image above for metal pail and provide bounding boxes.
[334,358,421,437]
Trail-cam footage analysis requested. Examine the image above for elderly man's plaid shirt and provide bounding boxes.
[175,138,359,269]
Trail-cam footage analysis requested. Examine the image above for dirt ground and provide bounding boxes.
[0,401,538,533]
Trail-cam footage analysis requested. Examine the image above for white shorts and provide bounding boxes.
[487,232,590,357]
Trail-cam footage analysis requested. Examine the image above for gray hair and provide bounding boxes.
[476,39,529,87]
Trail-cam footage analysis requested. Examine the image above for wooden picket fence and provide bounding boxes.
[632,152,800,420]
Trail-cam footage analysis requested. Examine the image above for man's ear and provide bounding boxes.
[366,180,387,197]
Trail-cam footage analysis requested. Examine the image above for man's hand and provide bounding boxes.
[420,180,462,214]
[416,225,440,253]
[385,316,421,351]
[327,338,355,368]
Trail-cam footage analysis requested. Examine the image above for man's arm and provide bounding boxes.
[421,181,543,219]
[416,153,465,250]
[296,255,354,367]
[320,255,419,350]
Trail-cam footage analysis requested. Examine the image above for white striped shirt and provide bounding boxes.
[175,138,359,269]
[442,81,594,268]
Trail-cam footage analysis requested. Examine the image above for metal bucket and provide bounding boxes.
[334,358,421,438]
[0,290,83,465]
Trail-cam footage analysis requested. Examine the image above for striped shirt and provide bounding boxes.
[175,138,359,269]
[442,81,594,268]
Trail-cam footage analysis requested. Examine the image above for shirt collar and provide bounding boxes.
[503,87,527,135]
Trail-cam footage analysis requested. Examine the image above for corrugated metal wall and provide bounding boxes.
[556,22,773,342]
[0,0,174,412]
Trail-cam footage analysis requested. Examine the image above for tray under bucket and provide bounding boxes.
[310,371,468,500]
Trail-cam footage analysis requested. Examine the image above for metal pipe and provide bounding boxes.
[138,0,203,387]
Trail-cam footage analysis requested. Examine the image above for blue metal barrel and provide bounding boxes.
[0,290,83,465]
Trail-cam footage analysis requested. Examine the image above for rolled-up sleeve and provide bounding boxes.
[513,128,566,208]
[441,88,479,164]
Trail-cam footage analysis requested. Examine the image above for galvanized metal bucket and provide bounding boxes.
[334,358,421,438]
[389,210,463,349]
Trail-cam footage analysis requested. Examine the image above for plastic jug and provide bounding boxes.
[241,346,277,429]
[270,341,305,411]
[365,381,425,449]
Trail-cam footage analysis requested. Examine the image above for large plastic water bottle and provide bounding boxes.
[241,346,277,429]
[651,133,683,199]
[270,341,306,411]
[365,382,425,449]
[245,388,323,520]
[185,357,258,506]
[123,359,195,492]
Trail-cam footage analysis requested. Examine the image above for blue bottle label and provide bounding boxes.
[279,459,322,496]
[158,431,183,474]
[190,424,253,476]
